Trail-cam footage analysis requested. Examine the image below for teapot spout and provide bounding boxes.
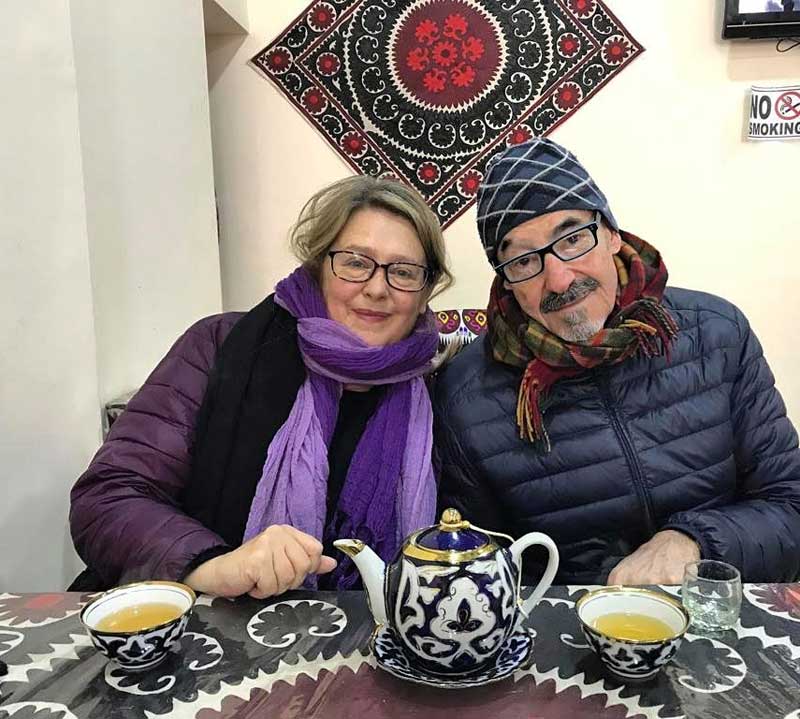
[333,539,388,626]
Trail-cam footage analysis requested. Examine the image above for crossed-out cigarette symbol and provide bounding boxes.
[776,91,800,120]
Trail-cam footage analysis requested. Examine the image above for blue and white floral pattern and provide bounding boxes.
[372,625,533,688]
[88,614,189,671]
[579,621,684,681]
[388,550,518,674]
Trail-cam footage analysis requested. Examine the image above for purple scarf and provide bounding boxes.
[243,267,438,588]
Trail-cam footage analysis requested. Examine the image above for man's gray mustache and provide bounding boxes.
[540,278,600,314]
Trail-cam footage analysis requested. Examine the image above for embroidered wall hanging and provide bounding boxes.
[252,0,642,228]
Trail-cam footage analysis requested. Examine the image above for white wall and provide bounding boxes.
[0,0,223,590]
[208,0,800,424]
[554,1,800,427]
[214,0,249,28]
[207,1,346,311]
[71,0,223,404]
[204,0,249,34]
[0,0,99,591]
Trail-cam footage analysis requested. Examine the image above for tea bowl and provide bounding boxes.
[576,586,689,682]
[80,580,195,671]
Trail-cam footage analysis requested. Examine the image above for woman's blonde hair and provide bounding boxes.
[290,176,453,299]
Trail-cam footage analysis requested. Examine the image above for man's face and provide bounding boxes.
[495,209,622,342]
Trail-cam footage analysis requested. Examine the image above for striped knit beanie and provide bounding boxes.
[477,137,619,266]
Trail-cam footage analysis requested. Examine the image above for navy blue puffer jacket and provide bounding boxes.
[434,288,800,584]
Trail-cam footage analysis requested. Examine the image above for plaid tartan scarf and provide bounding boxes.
[487,231,678,450]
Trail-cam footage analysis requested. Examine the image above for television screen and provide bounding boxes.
[724,0,800,38]
[739,1,798,11]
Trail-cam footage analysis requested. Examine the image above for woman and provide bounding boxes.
[69,176,452,597]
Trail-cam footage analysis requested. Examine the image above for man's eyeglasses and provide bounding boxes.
[493,212,602,284]
[328,251,430,292]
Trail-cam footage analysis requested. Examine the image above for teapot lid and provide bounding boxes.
[402,509,498,563]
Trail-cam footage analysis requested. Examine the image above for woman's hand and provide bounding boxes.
[607,530,700,586]
[184,525,337,598]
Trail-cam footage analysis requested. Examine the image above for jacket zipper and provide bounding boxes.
[594,373,657,539]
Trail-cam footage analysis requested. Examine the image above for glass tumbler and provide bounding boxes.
[682,560,742,631]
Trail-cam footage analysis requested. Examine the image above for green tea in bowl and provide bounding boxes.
[576,586,689,682]
[591,611,676,642]
[93,601,185,633]
[80,581,195,671]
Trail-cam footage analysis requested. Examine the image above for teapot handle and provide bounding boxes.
[509,532,559,618]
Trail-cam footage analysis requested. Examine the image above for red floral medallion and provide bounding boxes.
[301,87,328,115]
[557,33,581,58]
[265,47,293,75]
[392,1,503,108]
[508,125,534,146]
[602,36,632,65]
[568,0,597,18]
[316,52,341,76]
[458,169,482,196]
[417,161,442,185]
[340,130,367,157]
[554,81,583,112]
[307,2,336,32]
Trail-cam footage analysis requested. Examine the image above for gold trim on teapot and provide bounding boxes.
[401,509,501,563]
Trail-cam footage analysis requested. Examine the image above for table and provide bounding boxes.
[1,585,799,718]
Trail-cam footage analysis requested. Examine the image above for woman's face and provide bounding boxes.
[320,206,430,346]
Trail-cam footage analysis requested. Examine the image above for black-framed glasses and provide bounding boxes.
[493,212,602,284]
[328,250,430,292]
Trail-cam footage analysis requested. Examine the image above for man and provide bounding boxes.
[435,137,800,585]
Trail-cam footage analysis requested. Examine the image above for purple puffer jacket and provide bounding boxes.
[70,313,243,585]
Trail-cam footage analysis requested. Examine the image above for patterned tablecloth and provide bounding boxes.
[1,585,799,718]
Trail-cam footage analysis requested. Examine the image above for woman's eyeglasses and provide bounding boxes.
[328,251,430,292]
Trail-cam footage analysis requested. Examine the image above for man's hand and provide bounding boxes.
[607,530,700,586]
[185,525,337,598]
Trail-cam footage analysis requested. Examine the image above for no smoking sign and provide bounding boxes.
[749,85,800,140]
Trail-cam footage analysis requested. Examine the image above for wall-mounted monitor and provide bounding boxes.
[723,0,800,38]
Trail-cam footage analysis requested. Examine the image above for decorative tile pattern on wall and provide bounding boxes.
[252,0,643,228]
[436,307,487,348]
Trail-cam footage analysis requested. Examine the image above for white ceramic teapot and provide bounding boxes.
[335,508,559,675]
